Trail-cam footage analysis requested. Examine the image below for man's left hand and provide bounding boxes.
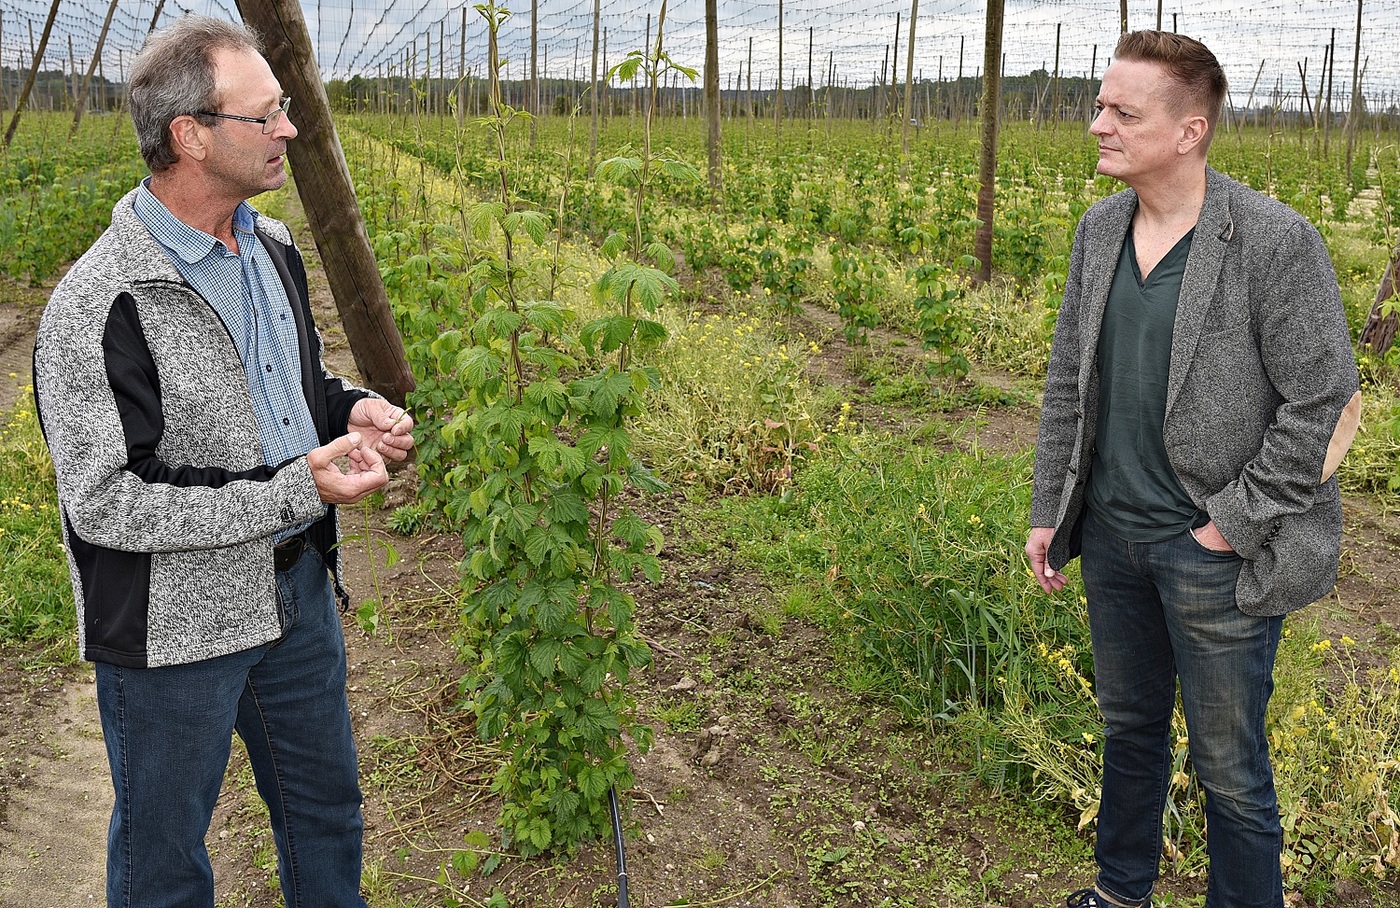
[349,398,416,463]
[1191,520,1235,553]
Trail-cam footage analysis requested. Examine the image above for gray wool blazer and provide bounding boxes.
[1030,167,1360,616]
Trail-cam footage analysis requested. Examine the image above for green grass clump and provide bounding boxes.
[633,307,823,493]
[1336,378,1400,499]
[713,429,1097,790]
[713,422,1400,901]
[0,391,72,645]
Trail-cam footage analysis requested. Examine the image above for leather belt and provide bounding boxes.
[273,533,309,572]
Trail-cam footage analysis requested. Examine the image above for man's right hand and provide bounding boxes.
[1026,526,1068,594]
[308,433,388,504]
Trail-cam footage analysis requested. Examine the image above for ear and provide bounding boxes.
[1178,114,1209,156]
[168,114,212,163]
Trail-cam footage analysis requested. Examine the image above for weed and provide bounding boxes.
[0,391,72,649]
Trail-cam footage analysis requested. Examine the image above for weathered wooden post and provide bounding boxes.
[236,0,415,405]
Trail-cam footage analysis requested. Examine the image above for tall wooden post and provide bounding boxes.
[236,0,414,405]
[891,12,901,123]
[529,0,538,144]
[956,35,964,126]
[901,0,918,166]
[68,35,78,105]
[1360,251,1400,355]
[71,0,119,135]
[807,26,814,122]
[746,36,753,124]
[4,0,62,148]
[1324,27,1336,156]
[775,0,783,136]
[704,0,721,200]
[589,0,600,171]
[458,8,467,126]
[1345,0,1363,175]
[974,0,1004,285]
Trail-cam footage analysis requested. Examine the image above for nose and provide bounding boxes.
[1089,109,1110,137]
[279,114,299,140]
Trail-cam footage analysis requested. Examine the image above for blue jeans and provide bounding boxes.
[1080,510,1284,908]
[95,548,367,908]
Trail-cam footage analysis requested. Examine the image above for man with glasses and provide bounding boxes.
[33,14,413,907]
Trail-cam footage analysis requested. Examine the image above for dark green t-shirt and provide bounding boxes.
[1084,227,1208,542]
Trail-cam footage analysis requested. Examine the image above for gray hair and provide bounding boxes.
[128,15,264,172]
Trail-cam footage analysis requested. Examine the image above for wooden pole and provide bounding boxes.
[807,26,814,122]
[901,0,918,164]
[1359,251,1400,355]
[705,0,721,199]
[956,35,964,126]
[1324,27,1336,156]
[1240,59,1264,137]
[71,0,120,135]
[892,12,901,123]
[817,50,828,127]
[775,0,783,136]
[1298,60,1313,133]
[746,36,753,124]
[530,0,538,143]
[974,0,1004,285]
[1345,0,1363,174]
[589,0,600,171]
[236,0,414,405]
[68,34,78,105]
[639,14,648,121]
[458,8,467,126]
[1052,22,1061,125]
[4,0,62,148]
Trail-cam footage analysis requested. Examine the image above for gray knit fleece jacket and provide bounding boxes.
[34,189,371,667]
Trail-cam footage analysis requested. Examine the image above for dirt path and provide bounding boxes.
[0,674,107,907]
[0,277,108,905]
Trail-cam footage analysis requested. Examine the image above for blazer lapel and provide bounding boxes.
[1166,167,1233,415]
[1078,190,1136,390]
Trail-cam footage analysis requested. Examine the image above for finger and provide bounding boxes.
[309,432,361,468]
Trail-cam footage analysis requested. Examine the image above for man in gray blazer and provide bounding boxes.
[1025,31,1360,908]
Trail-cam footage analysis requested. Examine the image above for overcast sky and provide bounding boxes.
[4,0,1395,108]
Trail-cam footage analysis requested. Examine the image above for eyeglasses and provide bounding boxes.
[196,96,292,135]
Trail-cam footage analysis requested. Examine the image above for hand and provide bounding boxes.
[308,432,388,504]
[1026,526,1068,594]
[348,398,416,463]
[1191,520,1235,553]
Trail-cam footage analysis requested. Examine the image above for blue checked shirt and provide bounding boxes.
[134,181,325,537]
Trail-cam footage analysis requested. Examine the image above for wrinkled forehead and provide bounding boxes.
[210,45,282,109]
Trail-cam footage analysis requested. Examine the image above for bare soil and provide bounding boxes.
[1,203,1399,908]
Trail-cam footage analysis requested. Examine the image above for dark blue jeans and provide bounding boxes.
[1080,510,1284,908]
[95,548,367,908]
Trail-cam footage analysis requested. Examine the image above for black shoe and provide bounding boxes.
[1065,890,1102,908]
